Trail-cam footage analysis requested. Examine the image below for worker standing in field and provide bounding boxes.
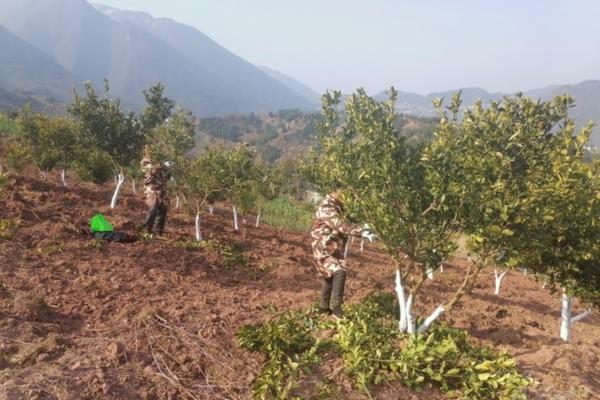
[140,148,171,237]
[311,191,369,319]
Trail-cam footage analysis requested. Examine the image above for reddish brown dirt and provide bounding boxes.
[0,173,599,400]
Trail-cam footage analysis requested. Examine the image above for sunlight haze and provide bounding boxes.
[95,0,600,94]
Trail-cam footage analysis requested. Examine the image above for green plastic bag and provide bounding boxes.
[90,213,114,233]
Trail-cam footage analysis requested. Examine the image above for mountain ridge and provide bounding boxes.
[0,0,315,116]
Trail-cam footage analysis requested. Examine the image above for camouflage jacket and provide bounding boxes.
[310,195,363,278]
[141,157,170,206]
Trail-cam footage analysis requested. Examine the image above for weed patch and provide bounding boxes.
[0,218,18,240]
[261,197,313,231]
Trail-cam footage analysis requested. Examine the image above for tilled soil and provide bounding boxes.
[0,174,598,400]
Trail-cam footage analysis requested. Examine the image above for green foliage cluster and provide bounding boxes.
[0,114,17,136]
[199,117,246,141]
[428,93,600,307]
[308,88,600,333]
[237,294,531,400]
[178,144,281,234]
[69,81,143,170]
[261,197,314,231]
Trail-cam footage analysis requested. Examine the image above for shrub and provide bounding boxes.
[74,149,114,184]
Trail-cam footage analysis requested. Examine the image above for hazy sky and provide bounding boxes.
[97,0,600,95]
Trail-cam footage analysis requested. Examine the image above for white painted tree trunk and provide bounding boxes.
[494,269,509,295]
[131,178,136,194]
[439,260,444,273]
[208,205,214,215]
[110,172,125,209]
[427,268,434,280]
[40,169,47,181]
[395,270,415,334]
[523,268,528,276]
[360,238,365,252]
[175,195,180,209]
[60,168,68,187]
[560,292,573,341]
[195,212,202,241]
[255,210,261,227]
[344,237,352,259]
[542,276,547,289]
[417,305,445,334]
[233,205,239,231]
[560,290,593,341]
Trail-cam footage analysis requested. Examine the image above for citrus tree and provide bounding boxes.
[68,80,143,208]
[182,145,264,240]
[426,94,577,296]
[517,122,599,341]
[41,116,84,187]
[13,105,57,181]
[308,89,462,334]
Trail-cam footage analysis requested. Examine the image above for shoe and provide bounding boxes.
[318,307,333,315]
[331,307,344,320]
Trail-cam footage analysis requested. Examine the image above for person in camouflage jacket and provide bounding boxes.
[141,150,170,236]
[311,192,364,318]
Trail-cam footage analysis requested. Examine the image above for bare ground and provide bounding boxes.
[0,174,598,399]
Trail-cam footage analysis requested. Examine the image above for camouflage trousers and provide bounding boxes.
[320,269,347,316]
[143,188,168,235]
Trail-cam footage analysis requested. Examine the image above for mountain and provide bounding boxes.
[92,4,315,114]
[525,80,600,144]
[376,82,600,145]
[0,24,76,110]
[0,0,314,116]
[258,66,321,105]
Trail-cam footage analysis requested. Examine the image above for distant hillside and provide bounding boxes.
[0,25,76,111]
[0,0,314,116]
[93,4,316,115]
[524,80,600,145]
[258,66,321,105]
[195,111,437,163]
[376,81,600,145]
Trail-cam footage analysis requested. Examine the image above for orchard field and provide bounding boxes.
[0,173,598,399]
[0,83,599,399]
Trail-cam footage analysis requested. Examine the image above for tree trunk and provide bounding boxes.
[255,210,261,227]
[175,195,180,209]
[195,211,202,241]
[395,270,414,334]
[494,269,509,295]
[560,291,572,341]
[110,172,125,209]
[560,290,593,341]
[360,238,365,252]
[427,268,434,280]
[417,305,445,334]
[40,169,47,181]
[60,168,68,187]
[131,178,137,194]
[233,205,239,231]
[208,205,214,215]
[344,237,352,259]
[439,259,444,273]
